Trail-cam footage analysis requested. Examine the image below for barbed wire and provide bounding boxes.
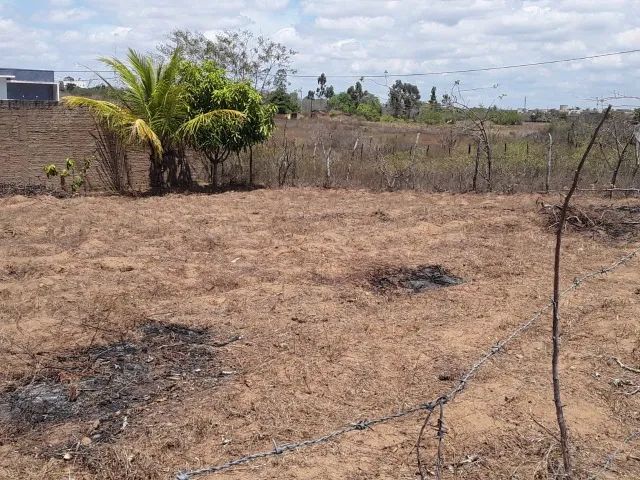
[176,244,640,480]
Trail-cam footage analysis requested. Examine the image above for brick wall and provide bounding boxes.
[0,101,149,190]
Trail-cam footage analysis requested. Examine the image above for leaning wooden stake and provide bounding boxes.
[552,105,611,479]
[546,133,553,193]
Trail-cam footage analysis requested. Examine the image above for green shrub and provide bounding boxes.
[43,157,92,193]
[327,92,356,114]
[380,114,400,123]
[355,102,382,122]
[417,106,444,125]
[489,109,522,125]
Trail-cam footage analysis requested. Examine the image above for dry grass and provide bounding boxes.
[0,189,639,479]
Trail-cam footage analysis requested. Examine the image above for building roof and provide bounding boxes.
[0,68,54,82]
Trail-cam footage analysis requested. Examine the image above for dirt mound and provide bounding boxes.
[369,265,463,293]
[0,321,228,444]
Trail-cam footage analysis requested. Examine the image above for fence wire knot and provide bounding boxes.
[352,420,370,430]
[421,401,436,411]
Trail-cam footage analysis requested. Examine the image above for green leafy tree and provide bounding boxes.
[265,69,299,114]
[64,49,208,191]
[266,88,300,114]
[634,108,640,122]
[347,79,367,107]
[315,73,334,99]
[179,61,276,186]
[159,29,297,92]
[328,92,357,114]
[328,86,382,121]
[388,80,421,118]
[428,86,439,108]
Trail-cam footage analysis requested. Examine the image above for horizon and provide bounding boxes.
[2,1,639,110]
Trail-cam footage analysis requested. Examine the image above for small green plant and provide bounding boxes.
[43,157,92,193]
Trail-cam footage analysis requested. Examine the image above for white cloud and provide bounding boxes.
[255,0,289,9]
[616,27,640,45]
[49,8,95,23]
[0,0,638,108]
[315,15,393,32]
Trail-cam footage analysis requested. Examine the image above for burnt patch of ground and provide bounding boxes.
[0,183,63,198]
[369,265,463,293]
[0,320,230,448]
[540,201,640,240]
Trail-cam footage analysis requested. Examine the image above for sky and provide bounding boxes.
[1,0,639,109]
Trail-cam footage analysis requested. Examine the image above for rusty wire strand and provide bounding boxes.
[176,245,640,480]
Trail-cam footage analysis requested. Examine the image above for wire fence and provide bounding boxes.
[175,244,640,479]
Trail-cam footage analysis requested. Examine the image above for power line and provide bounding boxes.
[286,48,640,79]
[52,48,640,80]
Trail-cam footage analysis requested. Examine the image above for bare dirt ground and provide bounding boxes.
[0,188,638,480]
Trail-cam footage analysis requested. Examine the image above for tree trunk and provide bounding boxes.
[249,146,254,185]
[149,152,164,193]
[163,149,178,189]
[484,139,492,192]
[176,149,193,189]
[472,141,481,192]
[630,141,640,186]
[212,162,218,188]
[609,142,630,198]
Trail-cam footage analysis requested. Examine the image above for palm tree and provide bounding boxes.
[64,49,240,191]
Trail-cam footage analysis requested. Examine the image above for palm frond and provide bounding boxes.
[62,96,130,129]
[179,109,246,139]
[126,49,156,101]
[130,119,163,156]
[99,56,145,103]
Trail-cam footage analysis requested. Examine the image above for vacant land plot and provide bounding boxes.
[0,189,638,479]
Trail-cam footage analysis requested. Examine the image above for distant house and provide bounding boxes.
[61,76,91,90]
[0,68,59,102]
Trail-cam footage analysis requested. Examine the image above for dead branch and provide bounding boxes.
[211,335,243,348]
[417,406,437,480]
[540,188,640,194]
[436,401,446,480]
[552,104,612,479]
[612,357,640,374]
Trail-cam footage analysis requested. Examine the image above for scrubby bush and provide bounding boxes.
[417,106,444,125]
[328,92,356,114]
[489,109,522,125]
[356,102,382,121]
